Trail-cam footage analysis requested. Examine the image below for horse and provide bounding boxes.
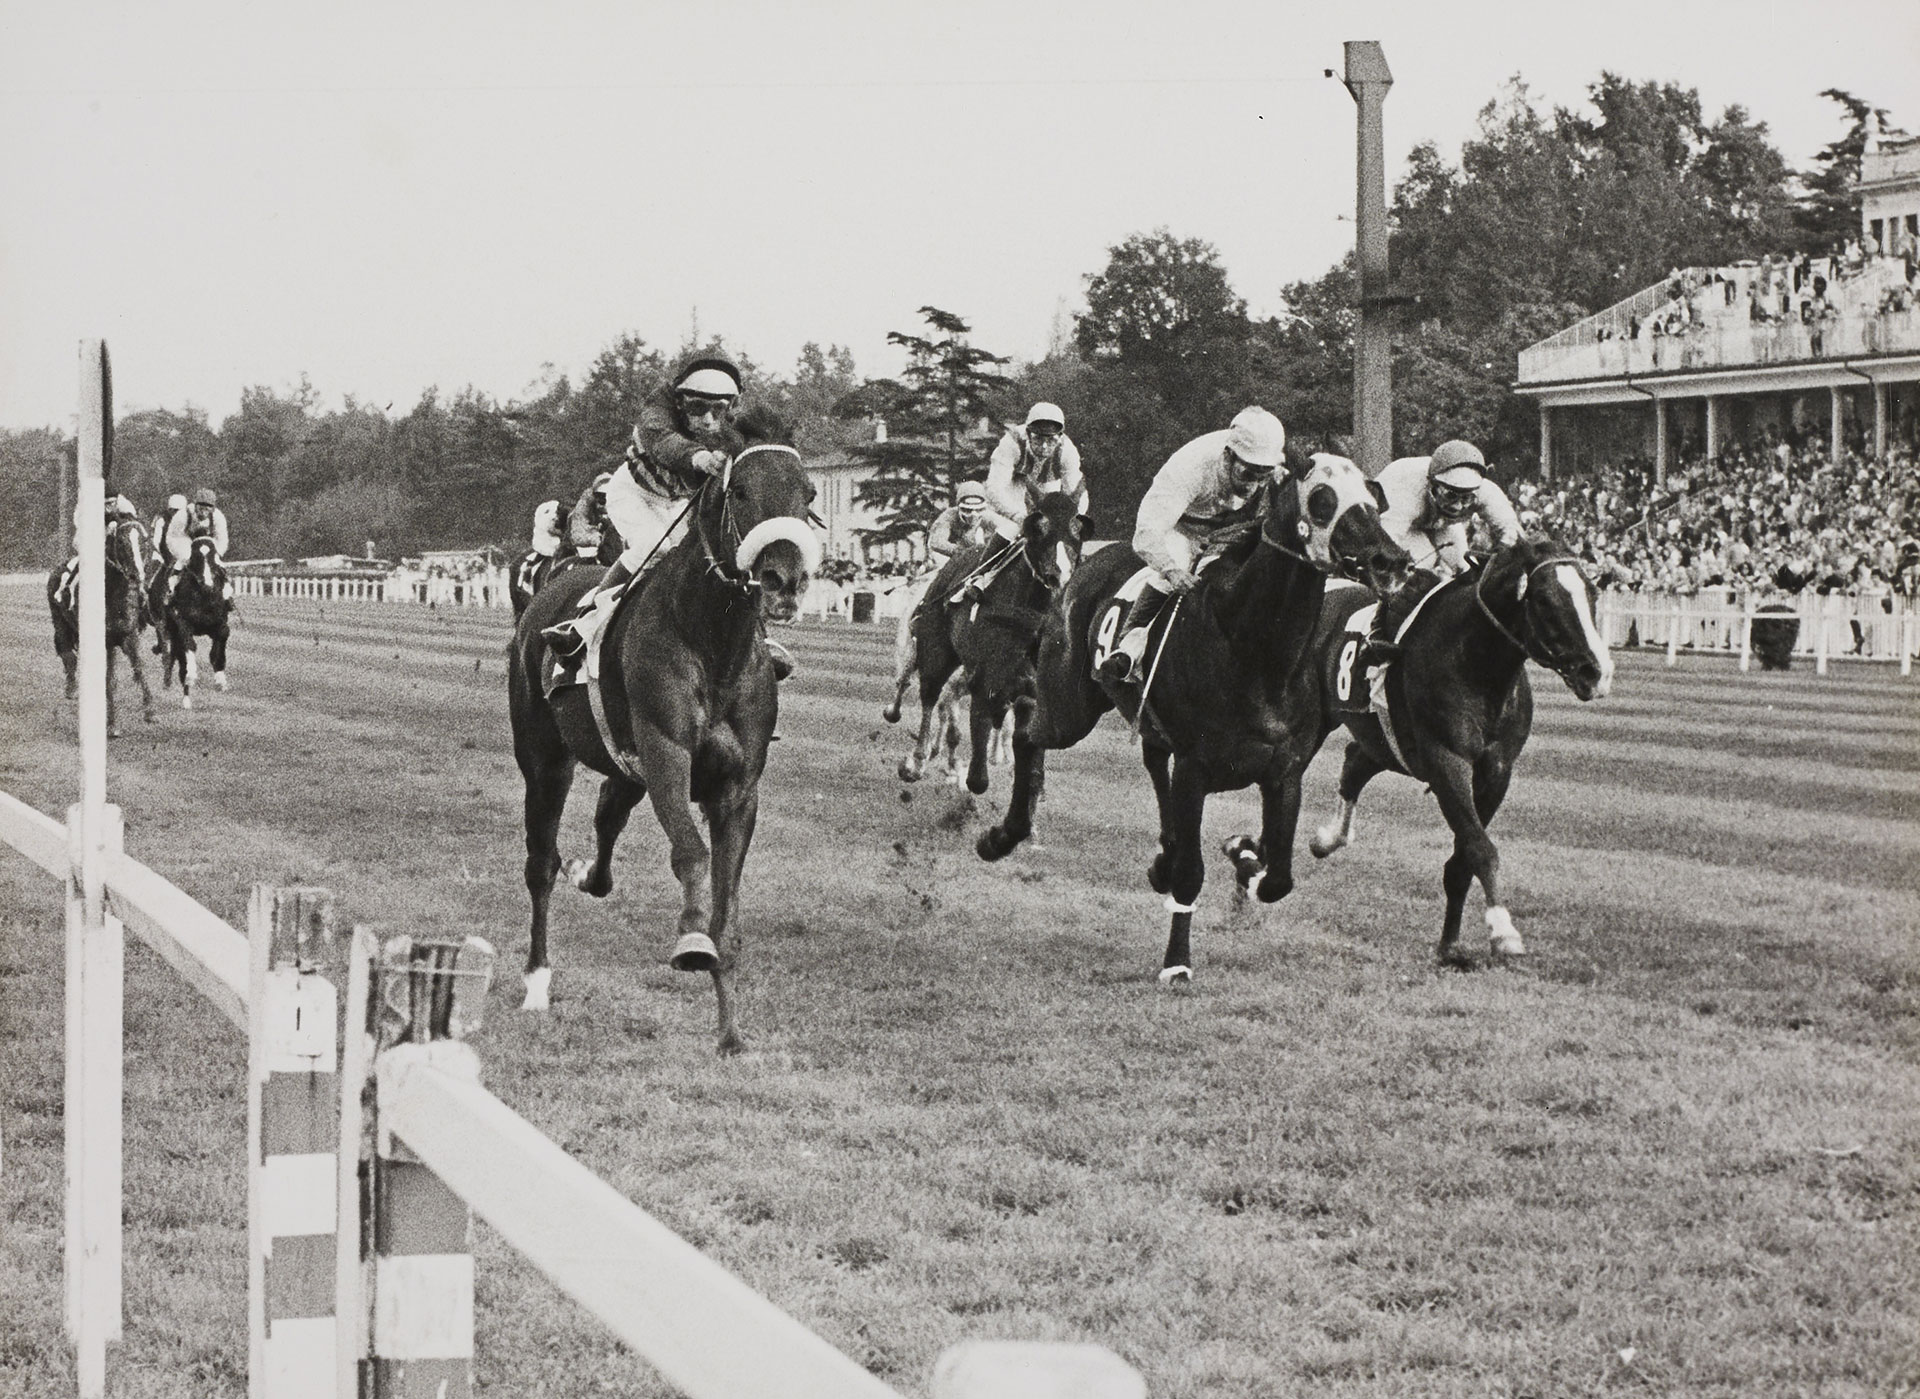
[510,511,620,618]
[896,491,1084,794]
[976,454,1409,984]
[1304,534,1614,965]
[505,409,820,1054]
[48,516,158,737]
[158,536,234,708]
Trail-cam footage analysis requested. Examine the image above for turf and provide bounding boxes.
[0,586,1915,1397]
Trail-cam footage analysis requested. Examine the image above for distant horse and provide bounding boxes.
[897,491,1084,794]
[510,509,620,618]
[48,516,158,736]
[977,455,1408,983]
[158,536,233,708]
[1305,535,1614,965]
[506,409,820,1053]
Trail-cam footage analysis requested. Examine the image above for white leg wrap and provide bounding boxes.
[1157,966,1192,986]
[1163,896,1196,914]
[522,967,552,1011]
[213,671,228,691]
[566,857,594,891]
[1487,907,1526,957]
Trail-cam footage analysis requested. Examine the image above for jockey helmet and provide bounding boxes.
[1225,406,1287,475]
[1023,402,1065,435]
[956,480,987,512]
[167,493,187,511]
[192,488,218,507]
[109,495,136,518]
[673,355,743,404]
[1427,441,1485,522]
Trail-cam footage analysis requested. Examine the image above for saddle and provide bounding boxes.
[1332,579,1450,770]
[543,568,658,786]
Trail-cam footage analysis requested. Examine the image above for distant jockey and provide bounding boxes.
[156,488,231,609]
[530,499,565,559]
[884,478,1013,719]
[566,473,614,559]
[58,493,145,610]
[985,402,1088,529]
[540,352,794,679]
[150,493,188,570]
[1097,406,1289,683]
[1358,440,1523,679]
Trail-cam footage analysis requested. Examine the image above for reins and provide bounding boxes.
[1471,552,1592,675]
[700,443,804,591]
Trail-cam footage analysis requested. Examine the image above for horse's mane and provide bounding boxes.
[732,404,795,449]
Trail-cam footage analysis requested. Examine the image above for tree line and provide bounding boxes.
[0,78,1896,568]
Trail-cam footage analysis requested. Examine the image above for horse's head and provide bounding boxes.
[1493,536,1614,701]
[1268,452,1410,594]
[708,408,821,624]
[1019,485,1085,593]
[105,518,146,583]
[188,536,224,592]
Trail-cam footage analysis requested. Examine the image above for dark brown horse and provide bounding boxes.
[1305,534,1613,965]
[976,454,1408,983]
[48,517,158,736]
[896,491,1084,794]
[506,411,819,1053]
[158,536,233,707]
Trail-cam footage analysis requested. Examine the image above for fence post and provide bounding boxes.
[1666,595,1682,667]
[367,935,495,1399]
[1738,591,1754,672]
[1903,604,1913,678]
[1816,593,1830,676]
[65,802,124,1398]
[246,886,344,1399]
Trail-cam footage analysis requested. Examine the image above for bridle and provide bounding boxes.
[699,443,808,592]
[1473,550,1599,678]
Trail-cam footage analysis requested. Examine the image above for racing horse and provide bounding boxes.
[506,408,820,1053]
[1305,534,1613,965]
[896,490,1084,794]
[158,536,233,707]
[510,499,620,618]
[977,454,1409,983]
[48,515,158,736]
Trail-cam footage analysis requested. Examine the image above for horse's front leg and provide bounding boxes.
[1426,751,1510,965]
[516,744,575,1011]
[637,736,719,975]
[1157,754,1212,986]
[702,785,760,1056]
[124,634,157,723]
[176,632,196,709]
[1310,741,1386,859]
[1143,742,1176,894]
[883,610,916,724]
[964,684,1002,796]
[210,623,230,690]
[566,776,644,897]
[1226,769,1304,904]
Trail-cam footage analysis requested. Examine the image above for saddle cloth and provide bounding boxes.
[1333,580,1450,770]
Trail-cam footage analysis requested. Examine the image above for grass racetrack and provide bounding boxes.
[2,581,1916,1397]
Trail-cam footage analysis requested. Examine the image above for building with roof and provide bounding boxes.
[1515,135,1920,482]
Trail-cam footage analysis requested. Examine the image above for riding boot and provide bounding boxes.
[542,559,632,659]
[765,638,795,682]
[1098,584,1170,683]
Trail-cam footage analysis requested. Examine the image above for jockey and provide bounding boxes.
[985,402,1088,529]
[158,488,230,606]
[59,495,145,611]
[566,472,614,559]
[529,499,565,559]
[1359,440,1523,672]
[542,352,793,678]
[1098,406,1289,683]
[150,493,188,569]
[928,479,1013,564]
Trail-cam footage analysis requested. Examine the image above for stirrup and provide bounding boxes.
[1360,638,1402,667]
[766,639,795,682]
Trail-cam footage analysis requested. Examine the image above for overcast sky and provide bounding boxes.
[2,0,1915,432]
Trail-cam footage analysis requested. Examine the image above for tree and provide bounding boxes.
[1796,89,1908,253]
[853,308,1008,549]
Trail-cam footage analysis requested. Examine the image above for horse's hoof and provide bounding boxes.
[107,726,122,740]
[1157,965,1192,988]
[716,1031,748,1057]
[965,771,989,796]
[881,703,900,724]
[213,672,228,692]
[1308,828,1344,859]
[1487,908,1526,959]
[897,760,922,783]
[976,826,1018,862]
[565,857,597,893]
[522,967,552,1011]
[181,694,193,710]
[670,933,719,972]
[1254,871,1291,903]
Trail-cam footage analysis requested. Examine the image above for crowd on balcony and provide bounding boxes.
[1512,430,1920,599]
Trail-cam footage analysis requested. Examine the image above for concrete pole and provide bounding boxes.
[1705,396,1721,462]
[1344,41,1393,475]
[1830,385,1845,463]
[1654,398,1668,486]
[1873,380,1888,461]
[1538,404,1554,481]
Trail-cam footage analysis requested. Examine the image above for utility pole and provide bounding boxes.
[1344,40,1393,476]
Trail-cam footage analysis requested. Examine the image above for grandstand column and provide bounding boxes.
[1830,386,1844,463]
[1653,398,1668,485]
[1705,396,1722,462]
[1873,380,1888,459]
[1538,405,1554,480]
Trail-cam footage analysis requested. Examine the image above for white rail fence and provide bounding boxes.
[1594,588,1918,675]
[6,338,1144,1398]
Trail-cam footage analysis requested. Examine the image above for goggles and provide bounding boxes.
[1026,424,1062,441]
[678,395,734,422]
[1432,481,1479,515]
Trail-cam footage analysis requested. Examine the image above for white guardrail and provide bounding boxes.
[1593,588,1918,676]
[8,340,1145,1398]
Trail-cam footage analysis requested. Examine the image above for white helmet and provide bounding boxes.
[1225,406,1287,469]
[167,493,187,511]
[1024,402,1065,431]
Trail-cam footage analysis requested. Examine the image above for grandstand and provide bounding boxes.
[1516,133,1920,482]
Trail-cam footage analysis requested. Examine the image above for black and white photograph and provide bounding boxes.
[2,3,1916,1395]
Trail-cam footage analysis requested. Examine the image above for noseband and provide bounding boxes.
[1473,553,1598,678]
[702,443,810,592]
